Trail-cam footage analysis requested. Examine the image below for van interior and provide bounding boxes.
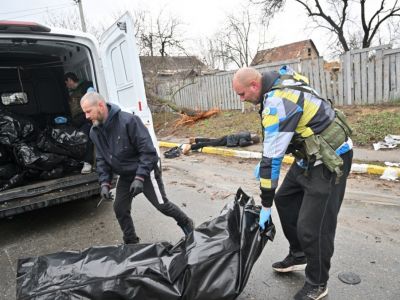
[0,38,94,126]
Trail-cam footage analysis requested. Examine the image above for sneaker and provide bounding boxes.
[272,253,307,272]
[81,162,92,174]
[181,144,191,155]
[179,218,194,236]
[294,282,328,300]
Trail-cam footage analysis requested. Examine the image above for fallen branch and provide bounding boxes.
[173,108,220,128]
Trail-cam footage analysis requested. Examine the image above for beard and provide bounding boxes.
[92,112,105,126]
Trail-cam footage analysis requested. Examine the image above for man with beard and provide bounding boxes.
[80,92,194,244]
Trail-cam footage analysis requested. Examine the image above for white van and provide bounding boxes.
[0,13,158,218]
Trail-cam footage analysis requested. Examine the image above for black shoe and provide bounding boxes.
[124,236,140,244]
[294,282,328,300]
[179,218,194,236]
[272,253,307,272]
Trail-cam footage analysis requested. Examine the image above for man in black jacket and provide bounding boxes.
[80,92,194,244]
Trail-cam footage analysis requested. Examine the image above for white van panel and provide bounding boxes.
[100,12,146,114]
[100,12,160,156]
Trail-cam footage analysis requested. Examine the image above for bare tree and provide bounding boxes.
[205,7,269,70]
[252,0,400,52]
[43,10,106,39]
[197,37,233,70]
[133,9,186,57]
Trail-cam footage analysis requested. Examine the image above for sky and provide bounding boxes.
[0,0,397,63]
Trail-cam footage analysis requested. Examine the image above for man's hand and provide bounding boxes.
[130,177,144,197]
[100,184,113,200]
[259,207,271,230]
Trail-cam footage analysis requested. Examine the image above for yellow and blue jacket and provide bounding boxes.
[258,65,340,207]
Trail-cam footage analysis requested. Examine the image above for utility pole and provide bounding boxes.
[74,0,87,32]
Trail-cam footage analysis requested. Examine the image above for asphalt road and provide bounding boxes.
[1,153,400,300]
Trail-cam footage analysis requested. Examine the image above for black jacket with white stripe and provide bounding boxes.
[89,103,158,185]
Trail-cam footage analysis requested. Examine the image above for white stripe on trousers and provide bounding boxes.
[150,170,165,204]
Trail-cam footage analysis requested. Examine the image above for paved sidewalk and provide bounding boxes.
[353,147,400,163]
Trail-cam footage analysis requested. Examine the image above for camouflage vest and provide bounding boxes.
[271,72,352,177]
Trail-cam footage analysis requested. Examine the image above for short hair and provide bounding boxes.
[81,91,106,106]
[64,72,79,82]
[233,67,262,87]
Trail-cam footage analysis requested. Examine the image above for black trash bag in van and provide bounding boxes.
[0,171,26,192]
[39,166,64,180]
[16,188,275,300]
[0,145,11,164]
[63,158,83,172]
[13,143,65,171]
[0,163,18,179]
[0,111,37,146]
[37,126,88,159]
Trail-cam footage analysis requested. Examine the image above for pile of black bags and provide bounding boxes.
[16,188,275,300]
[0,111,88,191]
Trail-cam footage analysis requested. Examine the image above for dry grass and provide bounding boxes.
[153,104,400,147]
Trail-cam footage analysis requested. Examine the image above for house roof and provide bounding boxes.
[250,39,319,66]
[139,56,206,75]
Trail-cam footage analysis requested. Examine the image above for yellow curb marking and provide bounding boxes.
[158,141,399,177]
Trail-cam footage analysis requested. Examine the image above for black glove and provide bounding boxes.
[130,177,144,197]
[100,184,113,200]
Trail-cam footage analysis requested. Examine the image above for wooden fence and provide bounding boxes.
[156,44,400,110]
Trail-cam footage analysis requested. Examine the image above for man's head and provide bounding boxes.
[80,92,109,126]
[64,72,79,89]
[232,67,262,104]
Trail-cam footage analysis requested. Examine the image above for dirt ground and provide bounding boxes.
[153,104,400,147]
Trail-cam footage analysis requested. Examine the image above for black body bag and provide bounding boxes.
[16,188,275,300]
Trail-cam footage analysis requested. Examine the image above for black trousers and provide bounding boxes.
[190,136,227,151]
[274,150,353,285]
[114,165,190,243]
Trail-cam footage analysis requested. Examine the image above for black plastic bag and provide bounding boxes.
[0,163,18,179]
[16,188,275,300]
[0,145,11,164]
[0,111,37,146]
[39,166,64,180]
[63,158,83,172]
[37,126,88,159]
[13,143,65,171]
[0,171,26,192]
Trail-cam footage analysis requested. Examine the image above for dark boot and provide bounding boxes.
[123,235,140,244]
[179,218,194,236]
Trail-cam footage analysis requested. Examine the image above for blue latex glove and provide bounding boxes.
[259,207,271,230]
[254,162,260,181]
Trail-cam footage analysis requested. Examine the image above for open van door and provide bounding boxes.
[99,12,159,154]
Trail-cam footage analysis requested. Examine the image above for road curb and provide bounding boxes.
[159,141,400,178]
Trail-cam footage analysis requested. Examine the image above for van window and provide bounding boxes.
[1,92,28,105]
[110,40,131,85]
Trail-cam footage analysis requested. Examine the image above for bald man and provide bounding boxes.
[232,66,353,300]
[80,92,194,244]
